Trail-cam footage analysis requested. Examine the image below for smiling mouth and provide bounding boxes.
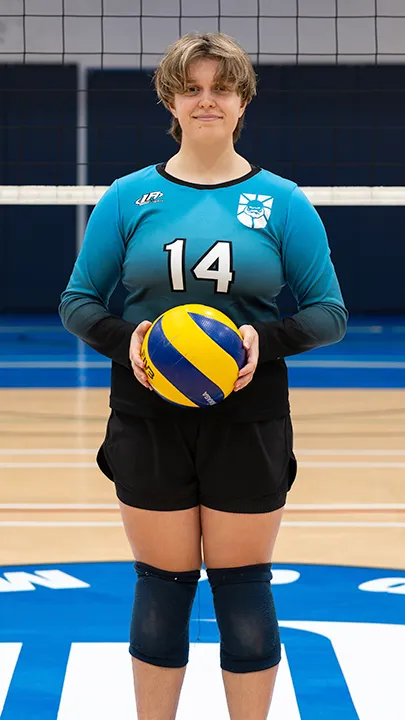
[193,116,222,120]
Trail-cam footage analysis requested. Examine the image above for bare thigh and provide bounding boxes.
[118,500,283,571]
[201,505,284,569]
[119,500,203,571]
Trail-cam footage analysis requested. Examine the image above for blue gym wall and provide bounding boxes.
[1,64,404,315]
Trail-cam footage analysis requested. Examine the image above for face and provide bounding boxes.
[170,58,246,144]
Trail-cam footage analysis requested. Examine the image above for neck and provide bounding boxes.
[165,139,251,184]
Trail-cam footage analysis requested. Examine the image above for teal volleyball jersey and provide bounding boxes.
[59,163,348,420]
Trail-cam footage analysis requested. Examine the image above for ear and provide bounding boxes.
[169,103,177,119]
[239,100,247,117]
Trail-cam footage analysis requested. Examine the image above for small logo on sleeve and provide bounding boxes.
[135,191,164,206]
[237,193,273,228]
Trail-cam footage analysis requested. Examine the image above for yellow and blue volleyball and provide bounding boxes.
[141,304,246,408]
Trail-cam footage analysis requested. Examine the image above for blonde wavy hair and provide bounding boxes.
[154,32,257,144]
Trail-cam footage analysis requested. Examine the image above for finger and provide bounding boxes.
[241,342,257,366]
[129,351,147,372]
[131,354,145,370]
[242,349,258,373]
[234,373,253,392]
[136,374,153,390]
[252,344,259,361]
[133,368,148,384]
[238,361,256,378]
[130,361,152,389]
[239,325,255,345]
[131,320,153,347]
[242,335,256,350]
[130,321,153,369]
[244,338,259,360]
[136,320,153,339]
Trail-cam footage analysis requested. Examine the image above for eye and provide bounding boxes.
[185,86,198,94]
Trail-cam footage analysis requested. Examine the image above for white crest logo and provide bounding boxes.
[237,193,273,229]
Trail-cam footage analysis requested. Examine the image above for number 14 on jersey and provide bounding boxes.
[164,239,234,294]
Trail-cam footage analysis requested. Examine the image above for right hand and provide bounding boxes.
[129,320,153,390]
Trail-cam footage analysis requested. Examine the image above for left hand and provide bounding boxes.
[234,325,259,392]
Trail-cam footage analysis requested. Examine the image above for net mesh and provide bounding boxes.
[0,1,404,199]
[2,1,405,67]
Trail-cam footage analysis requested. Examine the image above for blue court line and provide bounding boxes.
[1,360,404,369]
[286,367,405,388]
[1,315,404,389]
[0,366,403,389]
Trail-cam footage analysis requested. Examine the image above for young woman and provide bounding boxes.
[59,32,347,720]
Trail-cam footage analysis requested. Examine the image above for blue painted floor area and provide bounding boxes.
[0,314,404,388]
[0,561,404,719]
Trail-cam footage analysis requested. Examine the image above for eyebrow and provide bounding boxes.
[185,78,229,85]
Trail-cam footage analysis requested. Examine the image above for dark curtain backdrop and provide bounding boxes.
[1,64,403,314]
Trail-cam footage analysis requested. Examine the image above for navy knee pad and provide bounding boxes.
[130,561,200,668]
[207,563,281,674]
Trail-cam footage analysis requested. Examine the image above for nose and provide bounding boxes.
[198,89,216,108]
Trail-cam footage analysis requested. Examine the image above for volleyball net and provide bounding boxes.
[1,186,404,206]
[1,3,405,192]
[0,1,404,271]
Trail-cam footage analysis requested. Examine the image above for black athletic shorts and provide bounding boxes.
[96,409,297,514]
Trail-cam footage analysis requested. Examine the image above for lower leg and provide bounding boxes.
[132,658,187,720]
[222,665,279,720]
[206,563,281,720]
[130,562,200,720]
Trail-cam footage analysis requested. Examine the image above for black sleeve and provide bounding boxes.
[80,316,138,369]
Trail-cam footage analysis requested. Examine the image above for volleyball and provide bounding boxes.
[141,304,246,408]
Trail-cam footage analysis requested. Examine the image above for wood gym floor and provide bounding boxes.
[1,317,405,718]
[1,386,404,569]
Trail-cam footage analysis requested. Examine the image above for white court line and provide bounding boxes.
[299,462,405,468]
[0,503,120,510]
[286,503,405,510]
[0,521,404,528]
[286,360,405,368]
[2,460,405,468]
[0,449,97,455]
[279,621,405,720]
[346,326,383,333]
[0,460,405,470]
[1,448,405,456]
[57,642,299,720]
[1,503,405,511]
[282,522,405,528]
[0,644,22,715]
[296,450,405,457]
[0,521,123,527]
[0,462,96,468]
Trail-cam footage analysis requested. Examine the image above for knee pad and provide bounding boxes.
[130,561,200,668]
[207,563,280,674]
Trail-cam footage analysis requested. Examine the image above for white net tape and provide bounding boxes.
[0,185,404,206]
